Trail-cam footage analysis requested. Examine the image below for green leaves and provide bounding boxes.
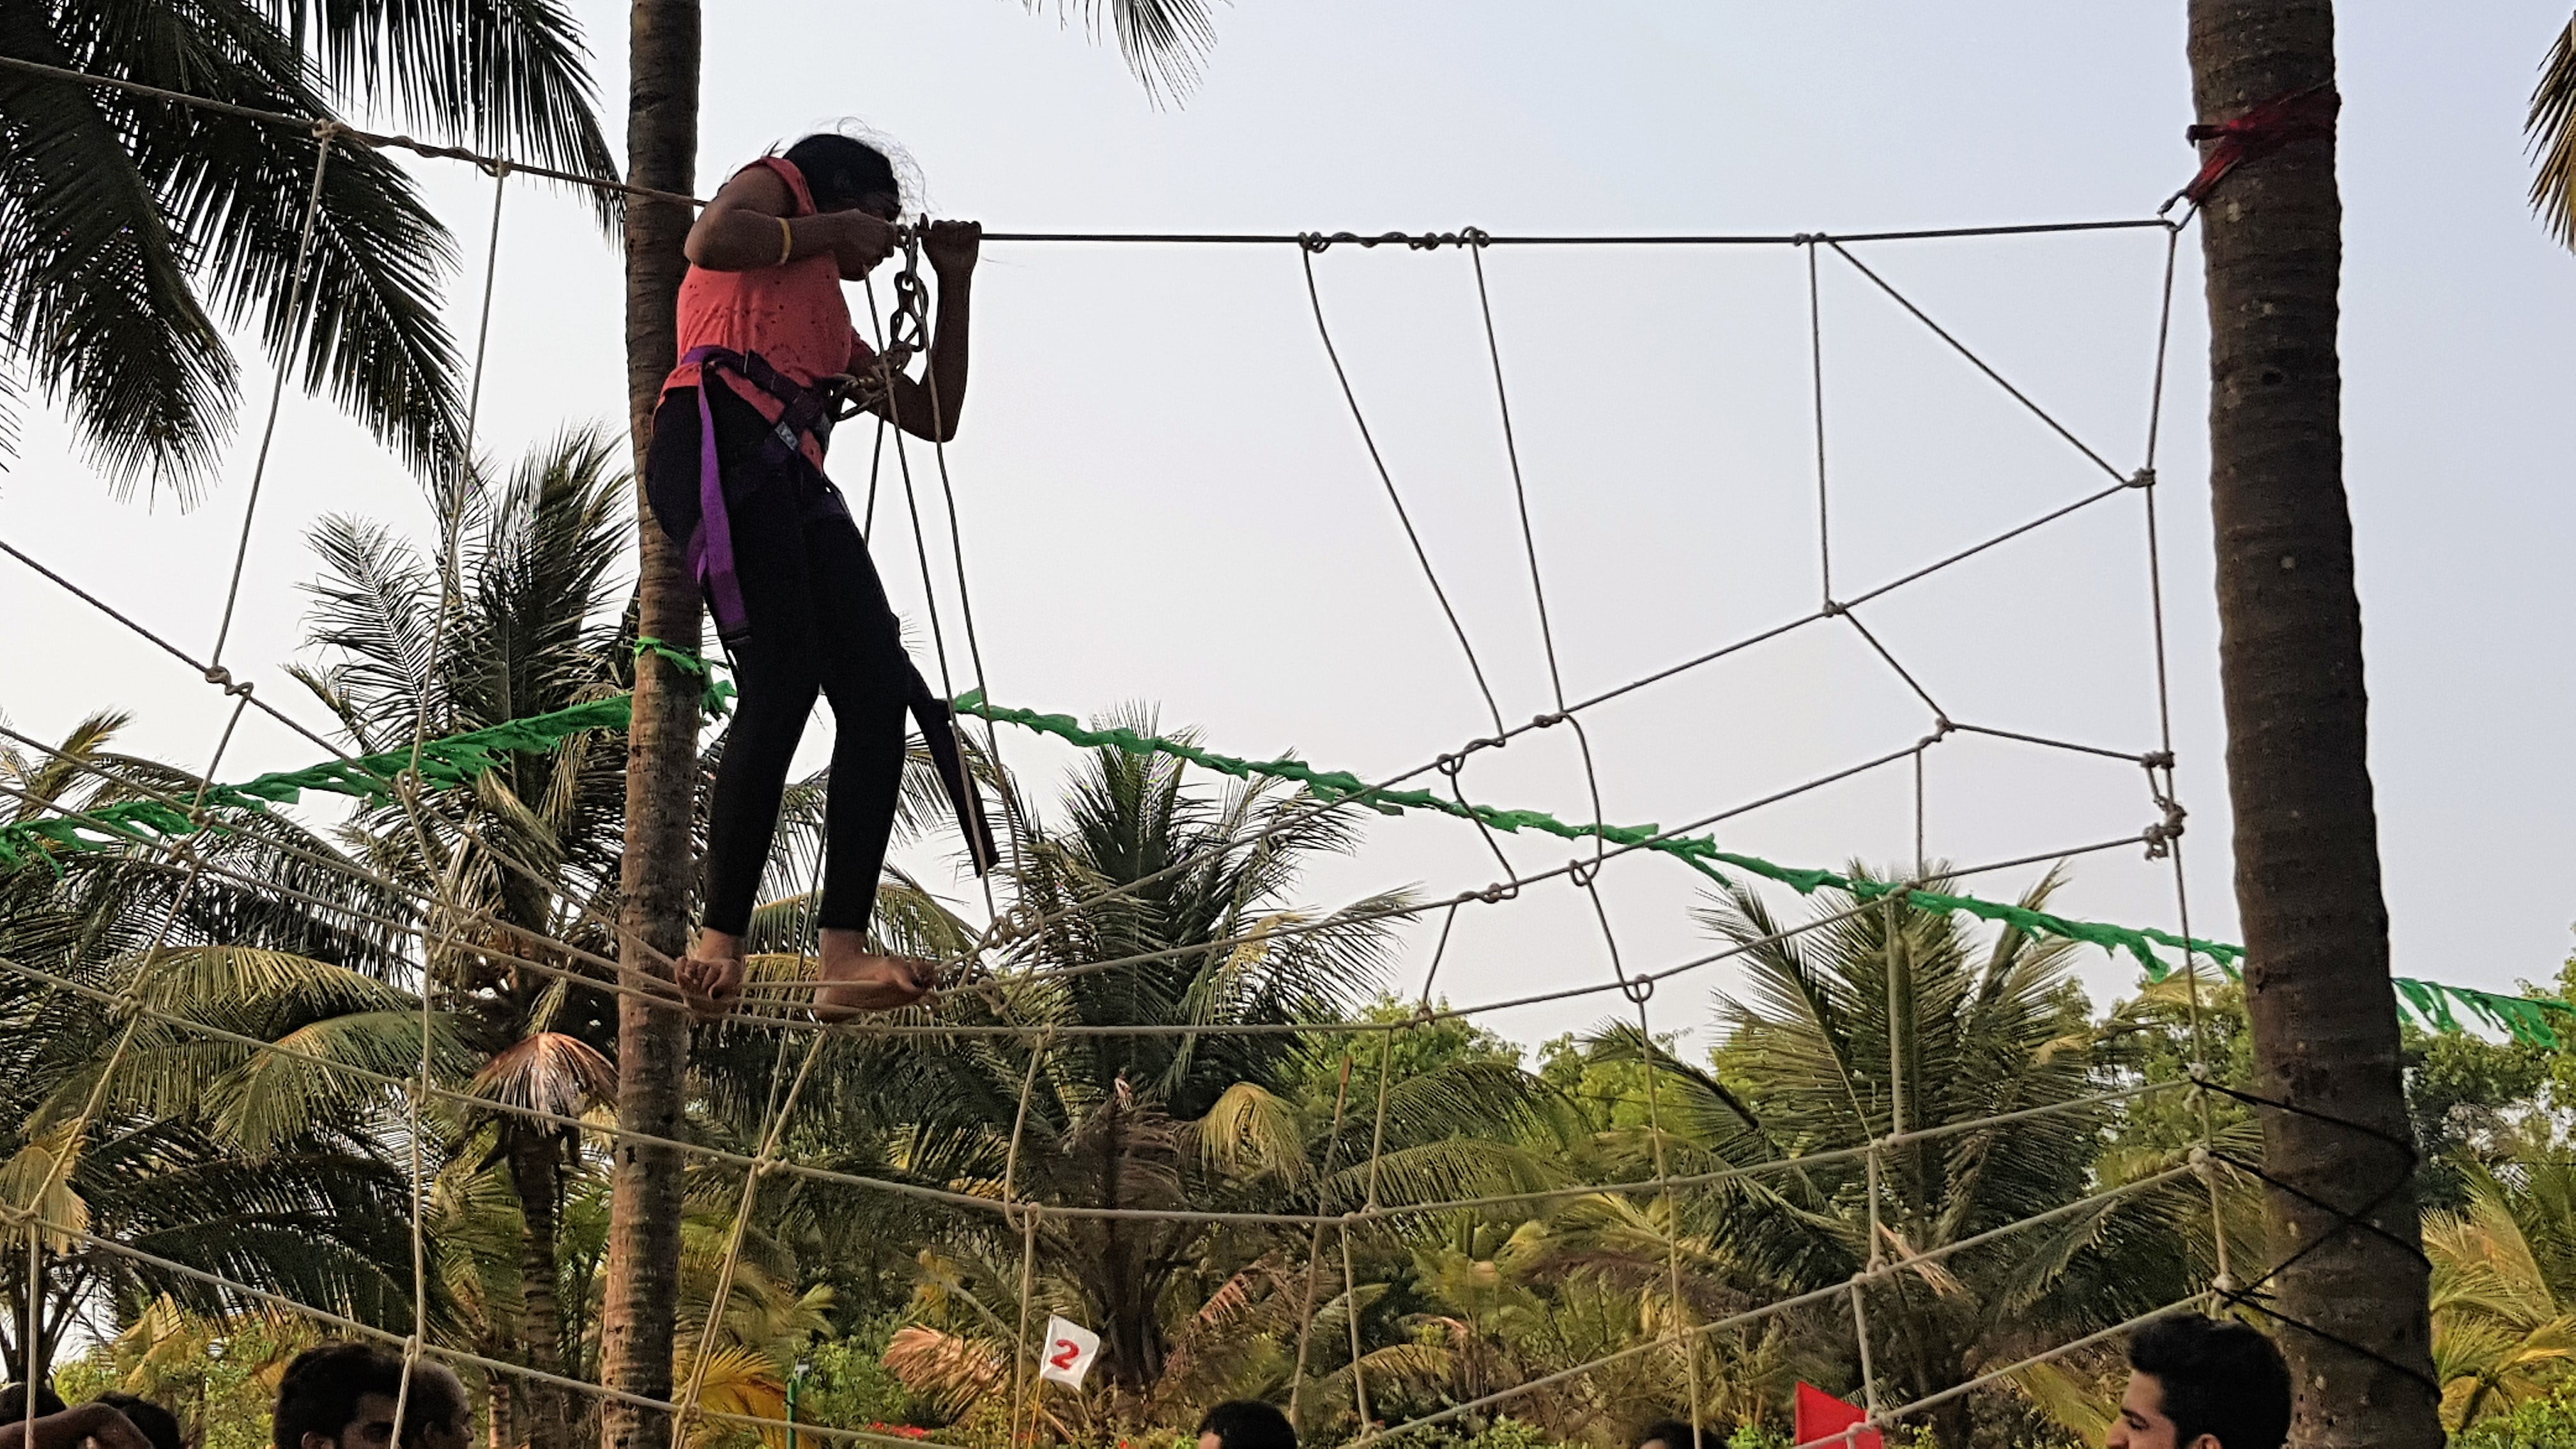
[2,0,614,494]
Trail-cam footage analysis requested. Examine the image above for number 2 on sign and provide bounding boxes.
[1049,1339,1080,1370]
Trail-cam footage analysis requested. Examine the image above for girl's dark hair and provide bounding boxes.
[783,132,901,213]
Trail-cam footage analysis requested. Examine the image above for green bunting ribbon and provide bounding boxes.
[633,636,737,717]
[0,696,636,874]
[7,678,2568,1048]
[955,690,2576,1048]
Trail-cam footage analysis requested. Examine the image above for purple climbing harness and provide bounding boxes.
[673,347,1000,875]
[678,344,844,645]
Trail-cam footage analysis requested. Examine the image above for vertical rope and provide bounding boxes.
[2135,220,2234,1296]
[1287,1055,1358,1433]
[1300,245,1506,739]
[1002,1031,1052,1443]
[907,241,1031,891]
[211,125,338,669]
[1806,238,1832,608]
[1346,899,1467,1443]
[1632,983,1706,1447]
[385,160,509,1449]
[862,267,1006,936]
[673,1036,827,1443]
[1469,235,1705,1441]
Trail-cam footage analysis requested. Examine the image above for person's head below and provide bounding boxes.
[273,1344,470,1449]
[781,132,907,222]
[91,1395,181,1449]
[2110,1314,2292,1449]
[1195,1400,1295,1449]
[0,1383,68,1421]
[1634,1422,1701,1449]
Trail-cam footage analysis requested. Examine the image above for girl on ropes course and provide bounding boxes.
[649,128,995,1023]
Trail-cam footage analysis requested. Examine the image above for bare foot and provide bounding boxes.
[812,928,937,1022]
[678,928,748,1020]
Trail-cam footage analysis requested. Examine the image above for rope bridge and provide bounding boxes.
[0,49,2494,1449]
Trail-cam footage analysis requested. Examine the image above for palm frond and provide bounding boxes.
[2531,15,2576,250]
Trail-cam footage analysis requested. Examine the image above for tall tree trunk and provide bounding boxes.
[602,6,699,1449]
[484,1360,517,1449]
[2184,4,2441,1446]
[508,1125,576,1449]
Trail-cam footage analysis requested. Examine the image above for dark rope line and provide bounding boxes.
[1298,245,1508,737]
[2216,1289,2442,1399]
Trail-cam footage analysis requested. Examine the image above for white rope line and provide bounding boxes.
[0,52,2220,1435]
[0,946,2184,1230]
[0,762,2170,1055]
[210,127,338,669]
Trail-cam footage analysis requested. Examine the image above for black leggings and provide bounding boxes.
[648,385,910,936]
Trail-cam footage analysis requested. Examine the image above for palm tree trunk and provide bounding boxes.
[602,6,700,1449]
[509,1126,577,1449]
[2184,4,2440,1445]
[484,1361,516,1449]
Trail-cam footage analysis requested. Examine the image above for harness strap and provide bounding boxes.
[907,666,1001,877]
[678,345,845,642]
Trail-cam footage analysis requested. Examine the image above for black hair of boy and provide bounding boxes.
[1195,1400,1296,1449]
[273,1344,410,1449]
[91,1396,181,1449]
[2128,1314,2293,1449]
[0,1387,66,1422]
[1634,1422,1701,1449]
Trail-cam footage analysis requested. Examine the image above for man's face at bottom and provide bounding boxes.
[316,1393,401,1449]
[2107,1371,2209,1449]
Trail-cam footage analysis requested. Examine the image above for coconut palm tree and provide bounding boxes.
[291,424,634,1449]
[0,707,445,1381]
[0,0,615,498]
[2426,1163,2576,1431]
[2184,6,2441,1443]
[1582,866,2205,1447]
[852,727,1561,1424]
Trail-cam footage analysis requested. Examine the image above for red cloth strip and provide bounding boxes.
[2179,83,2340,206]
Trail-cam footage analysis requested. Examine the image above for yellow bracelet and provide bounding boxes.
[777,215,794,266]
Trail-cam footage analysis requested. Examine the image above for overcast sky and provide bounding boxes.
[4,2,2573,1054]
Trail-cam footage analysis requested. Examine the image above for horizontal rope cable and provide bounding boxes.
[10,687,2556,1044]
[1790,1293,2211,1449]
[0,53,2173,250]
[0,946,2190,1227]
[0,1204,940,1449]
[1359,1165,2196,1447]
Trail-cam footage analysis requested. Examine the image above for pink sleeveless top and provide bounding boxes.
[663,157,873,468]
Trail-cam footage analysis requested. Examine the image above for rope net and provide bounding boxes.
[0,54,2487,1449]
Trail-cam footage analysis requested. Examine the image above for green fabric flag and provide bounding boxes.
[956,689,2576,1048]
[11,677,2570,1050]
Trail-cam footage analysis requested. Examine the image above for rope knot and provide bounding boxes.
[2128,466,2157,489]
[1619,975,1655,1005]
[1297,232,1331,253]
[1531,711,1566,730]
[1477,882,1514,905]
[2142,799,2188,858]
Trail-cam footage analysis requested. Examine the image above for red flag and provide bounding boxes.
[1794,1384,1882,1449]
